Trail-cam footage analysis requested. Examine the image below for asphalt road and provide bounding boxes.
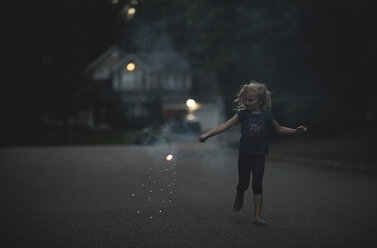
[1,144,376,248]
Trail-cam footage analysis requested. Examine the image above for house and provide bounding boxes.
[86,45,224,131]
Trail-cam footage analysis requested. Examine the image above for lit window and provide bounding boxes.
[121,71,143,90]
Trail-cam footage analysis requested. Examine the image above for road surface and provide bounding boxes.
[1,144,376,247]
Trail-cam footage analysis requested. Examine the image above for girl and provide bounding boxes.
[198,81,307,226]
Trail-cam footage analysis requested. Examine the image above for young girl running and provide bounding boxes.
[198,81,307,226]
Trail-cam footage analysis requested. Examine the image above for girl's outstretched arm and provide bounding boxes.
[271,120,307,134]
[199,114,239,142]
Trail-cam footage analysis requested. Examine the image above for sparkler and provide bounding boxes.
[165,141,199,162]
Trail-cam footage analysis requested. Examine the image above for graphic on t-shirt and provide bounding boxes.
[243,119,264,138]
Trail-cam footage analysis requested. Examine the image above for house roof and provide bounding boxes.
[87,45,191,74]
[86,45,127,71]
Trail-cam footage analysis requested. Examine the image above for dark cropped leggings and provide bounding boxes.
[237,152,265,195]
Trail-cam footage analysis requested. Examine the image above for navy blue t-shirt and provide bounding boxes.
[237,109,275,155]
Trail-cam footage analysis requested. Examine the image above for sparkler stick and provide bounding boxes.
[166,141,199,161]
[175,141,199,155]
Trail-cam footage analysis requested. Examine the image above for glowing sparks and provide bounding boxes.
[131,149,180,219]
[166,154,173,161]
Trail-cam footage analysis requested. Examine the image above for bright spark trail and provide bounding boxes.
[131,140,199,220]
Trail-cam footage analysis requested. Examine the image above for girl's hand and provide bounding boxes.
[199,134,208,142]
[296,126,307,134]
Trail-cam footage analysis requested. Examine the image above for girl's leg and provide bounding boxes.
[253,194,263,220]
[251,155,267,225]
[233,191,244,211]
[253,194,267,225]
[234,152,252,211]
[237,152,253,192]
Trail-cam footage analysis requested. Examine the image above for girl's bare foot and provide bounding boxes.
[254,218,267,226]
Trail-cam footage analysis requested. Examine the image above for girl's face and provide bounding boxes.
[244,91,260,111]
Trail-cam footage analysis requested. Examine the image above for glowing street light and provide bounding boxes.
[186,98,199,112]
[128,7,136,16]
[121,5,137,21]
[186,99,196,108]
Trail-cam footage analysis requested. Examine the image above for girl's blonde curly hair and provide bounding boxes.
[234,80,272,111]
